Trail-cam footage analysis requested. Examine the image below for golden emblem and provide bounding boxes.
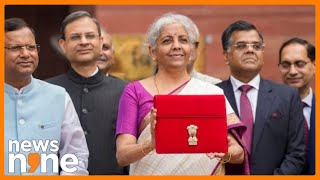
[187,125,198,146]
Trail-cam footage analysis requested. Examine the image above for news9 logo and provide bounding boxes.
[8,140,78,173]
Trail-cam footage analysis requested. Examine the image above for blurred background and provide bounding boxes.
[5,5,315,88]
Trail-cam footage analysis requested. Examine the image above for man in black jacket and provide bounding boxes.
[47,11,128,175]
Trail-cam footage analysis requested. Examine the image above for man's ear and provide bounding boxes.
[223,51,229,65]
[58,39,66,54]
[312,61,316,73]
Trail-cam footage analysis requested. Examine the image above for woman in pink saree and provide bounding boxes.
[115,13,249,175]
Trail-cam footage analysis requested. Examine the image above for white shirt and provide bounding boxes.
[91,67,99,76]
[59,93,89,175]
[302,88,313,128]
[230,75,260,122]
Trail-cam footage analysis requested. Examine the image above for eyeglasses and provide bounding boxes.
[278,61,312,72]
[5,44,40,53]
[232,42,265,51]
[65,33,99,42]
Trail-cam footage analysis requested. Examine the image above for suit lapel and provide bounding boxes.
[224,79,240,117]
[252,79,274,154]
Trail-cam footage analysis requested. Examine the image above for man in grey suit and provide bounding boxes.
[216,20,305,174]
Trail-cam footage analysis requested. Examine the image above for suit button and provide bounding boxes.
[84,131,88,135]
[83,88,89,93]
[82,108,88,114]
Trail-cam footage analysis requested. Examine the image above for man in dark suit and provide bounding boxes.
[47,11,128,175]
[217,20,305,174]
[278,37,315,175]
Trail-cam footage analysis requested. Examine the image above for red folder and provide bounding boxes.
[154,95,228,154]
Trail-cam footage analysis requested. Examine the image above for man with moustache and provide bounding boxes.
[5,17,88,175]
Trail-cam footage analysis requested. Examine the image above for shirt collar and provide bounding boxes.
[230,74,260,92]
[91,67,99,76]
[302,88,313,107]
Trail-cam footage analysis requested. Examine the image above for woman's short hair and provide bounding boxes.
[146,12,199,50]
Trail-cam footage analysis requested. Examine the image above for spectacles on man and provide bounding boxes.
[278,60,312,72]
[5,44,40,53]
[65,33,99,42]
[232,42,265,51]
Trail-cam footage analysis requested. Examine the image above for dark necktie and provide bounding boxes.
[302,102,309,153]
[239,85,254,154]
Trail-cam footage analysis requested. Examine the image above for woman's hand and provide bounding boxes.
[206,152,226,159]
[116,108,158,166]
[206,134,244,164]
[206,136,231,159]
[148,107,157,150]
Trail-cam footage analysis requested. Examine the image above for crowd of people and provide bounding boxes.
[4,10,315,175]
